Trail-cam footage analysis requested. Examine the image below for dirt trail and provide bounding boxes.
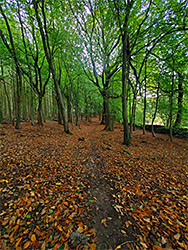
[75,124,139,250]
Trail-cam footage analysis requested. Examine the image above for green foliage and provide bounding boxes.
[0,0,187,129]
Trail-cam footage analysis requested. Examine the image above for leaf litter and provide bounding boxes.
[0,119,187,249]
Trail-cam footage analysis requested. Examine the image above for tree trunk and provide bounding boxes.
[56,96,62,125]
[133,102,136,131]
[47,53,69,132]
[33,0,69,133]
[67,94,72,123]
[174,73,183,127]
[122,35,130,145]
[15,69,22,129]
[151,83,160,137]
[100,100,106,125]
[0,87,3,123]
[75,106,79,126]
[130,94,136,138]
[57,109,62,124]
[103,94,113,131]
[128,85,131,124]
[38,96,43,126]
[3,81,12,124]
[143,60,147,134]
[0,6,22,129]
[30,87,35,126]
[0,59,12,124]
[22,79,27,121]
[169,65,175,142]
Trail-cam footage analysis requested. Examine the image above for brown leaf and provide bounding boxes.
[101,219,107,227]
[140,242,148,249]
[41,241,46,250]
[174,233,181,240]
[121,230,127,237]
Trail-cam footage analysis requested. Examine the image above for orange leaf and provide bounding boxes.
[31,234,36,242]
[15,237,22,248]
[153,246,163,250]
[54,244,59,250]
[13,224,19,233]
[10,237,14,243]
[55,210,61,216]
[23,241,31,249]
[115,246,121,250]
[23,229,29,234]
[89,243,96,250]
[76,245,81,250]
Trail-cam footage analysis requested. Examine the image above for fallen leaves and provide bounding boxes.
[101,218,107,227]
[23,241,31,249]
[0,120,187,249]
[0,123,94,249]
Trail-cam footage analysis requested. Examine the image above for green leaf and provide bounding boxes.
[26,215,31,218]
[1,228,7,234]
[145,168,150,171]
[58,245,65,250]
[162,223,167,227]
[89,200,94,202]
[154,242,160,246]
[49,209,54,214]
[132,205,137,209]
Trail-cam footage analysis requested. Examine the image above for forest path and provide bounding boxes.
[0,119,187,250]
[74,121,138,250]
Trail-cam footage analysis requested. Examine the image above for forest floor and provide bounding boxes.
[0,118,188,250]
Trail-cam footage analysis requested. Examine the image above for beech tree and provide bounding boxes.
[0,5,22,129]
[68,0,121,131]
[0,0,187,144]
[32,0,70,133]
